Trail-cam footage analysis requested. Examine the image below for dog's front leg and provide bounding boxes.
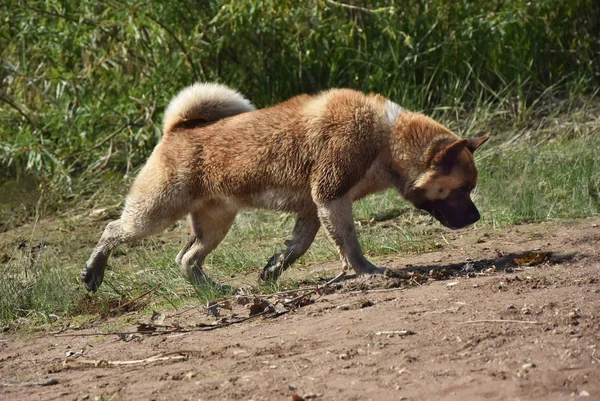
[317,196,384,275]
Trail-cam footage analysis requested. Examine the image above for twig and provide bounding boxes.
[63,351,190,368]
[324,0,393,14]
[55,309,272,338]
[282,270,346,307]
[460,319,542,325]
[375,330,415,336]
[147,15,200,81]
[291,360,302,377]
[591,349,600,364]
[0,90,35,126]
[347,287,407,294]
[0,378,58,387]
[113,284,161,312]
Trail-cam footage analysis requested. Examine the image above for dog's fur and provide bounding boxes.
[81,83,488,291]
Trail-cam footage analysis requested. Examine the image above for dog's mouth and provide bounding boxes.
[431,208,462,230]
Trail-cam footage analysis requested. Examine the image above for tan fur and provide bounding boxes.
[81,83,486,290]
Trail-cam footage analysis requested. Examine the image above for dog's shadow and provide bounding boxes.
[311,250,578,286]
[399,250,576,277]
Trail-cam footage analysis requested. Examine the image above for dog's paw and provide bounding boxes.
[259,252,285,282]
[370,266,387,275]
[80,265,103,292]
[353,262,386,276]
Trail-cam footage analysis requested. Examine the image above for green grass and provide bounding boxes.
[1,114,598,329]
[478,138,600,225]
[1,0,599,329]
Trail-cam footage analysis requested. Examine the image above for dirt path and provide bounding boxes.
[1,218,599,401]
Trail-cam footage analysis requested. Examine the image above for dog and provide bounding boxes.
[81,83,488,291]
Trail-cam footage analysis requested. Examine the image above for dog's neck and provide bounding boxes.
[383,111,458,198]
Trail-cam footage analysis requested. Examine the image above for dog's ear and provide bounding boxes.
[467,136,489,153]
[432,139,467,167]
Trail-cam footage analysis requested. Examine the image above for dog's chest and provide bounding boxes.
[239,187,313,213]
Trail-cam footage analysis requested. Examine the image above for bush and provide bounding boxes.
[1,0,599,183]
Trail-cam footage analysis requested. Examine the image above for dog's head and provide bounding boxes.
[403,135,489,230]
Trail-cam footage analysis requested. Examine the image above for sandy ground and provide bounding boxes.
[1,218,599,401]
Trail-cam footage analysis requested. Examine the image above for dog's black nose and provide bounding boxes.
[469,209,480,224]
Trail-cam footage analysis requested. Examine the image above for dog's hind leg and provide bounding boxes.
[178,201,238,285]
[260,210,320,281]
[81,191,188,291]
[82,156,192,291]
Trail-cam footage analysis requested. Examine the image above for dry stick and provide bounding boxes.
[282,270,347,307]
[0,378,59,387]
[113,284,161,312]
[291,360,302,377]
[347,287,407,295]
[460,319,542,325]
[171,270,348,317]
[64,351,190,368]
[55,308,274,338]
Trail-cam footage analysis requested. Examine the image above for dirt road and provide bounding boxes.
[1,218,599,401]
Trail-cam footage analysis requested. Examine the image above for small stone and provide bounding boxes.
[339,353,350,360]
[579,390,590,397]
[507,305,516,310]
[521,363,536,370]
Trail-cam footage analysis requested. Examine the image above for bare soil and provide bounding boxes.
[1,218,599,401]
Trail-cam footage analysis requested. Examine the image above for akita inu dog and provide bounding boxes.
[82,83,488,291]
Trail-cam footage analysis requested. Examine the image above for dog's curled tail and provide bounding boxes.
[163,83,255,133]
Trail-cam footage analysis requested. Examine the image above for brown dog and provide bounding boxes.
[81,83,488,291]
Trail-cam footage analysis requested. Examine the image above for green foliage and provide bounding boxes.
[1,0,599,185]
[478,137,600,225]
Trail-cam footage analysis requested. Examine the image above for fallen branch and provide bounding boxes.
[375,330,415,336]
[0,377,58,387]
[347,287,407,295]
[282,270,347,307]
[63,351,190,368]
[291,360,302,377]
[113,284,161,312]
[460,319,542,325]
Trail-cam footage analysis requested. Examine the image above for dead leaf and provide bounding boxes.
[136,323,157,333]
[235,296,252,306]
[514,252,547,266]
[409,273,427,284]
[429,269,452,280]
[248,298,271,316]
